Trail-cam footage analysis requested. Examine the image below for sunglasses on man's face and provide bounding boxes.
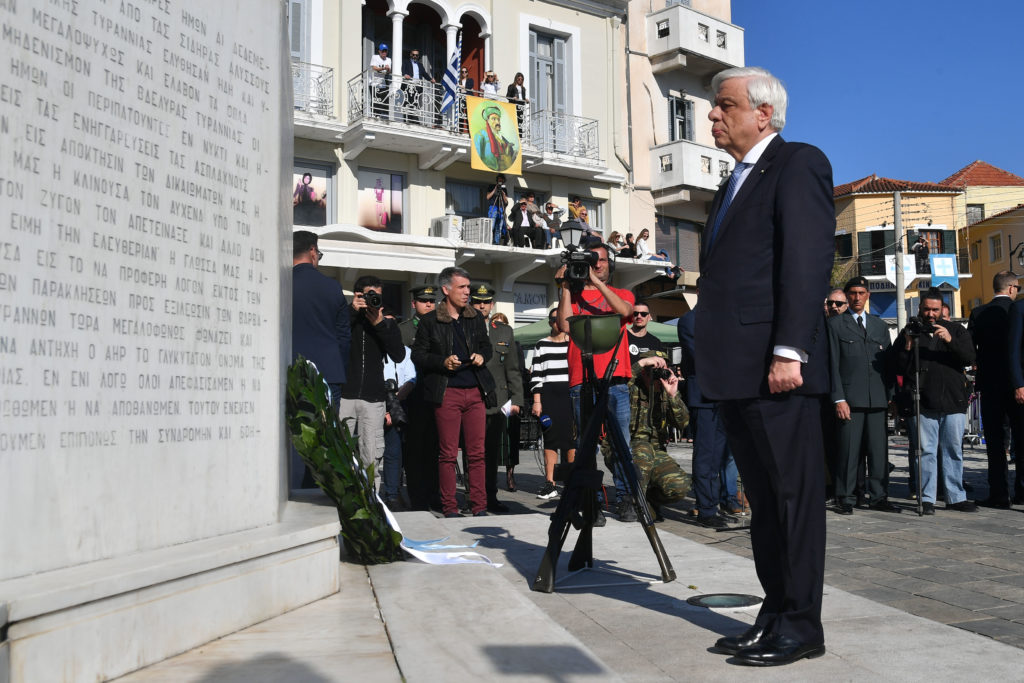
[633,311,650,318]
[826,300,846,308]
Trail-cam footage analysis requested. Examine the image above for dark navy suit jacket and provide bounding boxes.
[1009,298,1024,391]
[292,263,350,385]
[694,136,835,400]
[677,310,711,409]
[970,296,1014,395]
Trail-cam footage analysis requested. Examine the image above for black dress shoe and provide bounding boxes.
[713,624,769,655]
[733,633,825,666]
[1012,496,1024,506]
[868,500,902,513]
[698,513,730,529]
[921,502,935,515]
[834,503,854,516]
[977,497,1011,509]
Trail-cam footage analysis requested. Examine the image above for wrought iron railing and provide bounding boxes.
[292,59,335,117]
[345,69,600,161]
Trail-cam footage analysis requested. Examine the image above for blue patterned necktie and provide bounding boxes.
[709,162,750,247]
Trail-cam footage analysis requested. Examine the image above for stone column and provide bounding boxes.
[443,23,461,127]
[388,9,407,119]
[481,31,492,72]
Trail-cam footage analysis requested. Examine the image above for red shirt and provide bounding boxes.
[567,286,635,387]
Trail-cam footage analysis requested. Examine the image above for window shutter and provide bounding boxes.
[529,31,538,103]
[684,99,694,141]
[884,229,896,254]
[941,229,955,254]
[667,99,676,141]
[553,36,566,113]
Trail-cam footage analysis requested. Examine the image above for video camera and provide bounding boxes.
[906,315,935,337]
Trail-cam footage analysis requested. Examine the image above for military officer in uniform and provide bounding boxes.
[828,276,897,515]
[471,284,524,513]
[400,285,441,510]
[626,351,692,520]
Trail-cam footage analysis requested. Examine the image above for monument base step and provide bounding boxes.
[0,498,341,683]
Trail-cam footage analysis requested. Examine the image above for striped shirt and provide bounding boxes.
[530,339,570,393]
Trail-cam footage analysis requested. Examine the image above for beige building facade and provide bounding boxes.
[289,0,745,324]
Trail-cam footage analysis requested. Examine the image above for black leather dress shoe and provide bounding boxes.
[713,624,769,655]
[834,503,853,516]
[733,633,825,666]
[978,497,1011,509]
[868,500,902,513]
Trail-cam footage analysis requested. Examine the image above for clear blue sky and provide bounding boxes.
[733,1,1023,186]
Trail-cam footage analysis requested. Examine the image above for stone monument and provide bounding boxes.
[0,2,340,680]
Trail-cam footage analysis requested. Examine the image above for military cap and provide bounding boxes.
[844,276,869,292]
[410,284,438,301]
[470,283,495,302]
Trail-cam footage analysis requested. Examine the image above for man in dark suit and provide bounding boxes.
[400,47,434,125]
[292,230,351,488]
[695,67,833,666]
[970,270,1022,508]
[1004,291,1024,506]
[678,309,732,529]
[828,276,897,515]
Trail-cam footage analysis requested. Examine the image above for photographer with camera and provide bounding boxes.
[340,275,406,471]
[897,289,977,514]
[380,310,416,509]
[556,231,636,521]
[620,351,692,521]
[486,174,509,245]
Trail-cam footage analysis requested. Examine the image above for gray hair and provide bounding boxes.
[712,66,787,131]
[439,266,470,289]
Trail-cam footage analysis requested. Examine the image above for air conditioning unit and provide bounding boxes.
[429,215,464,239]
[462,217,493,244]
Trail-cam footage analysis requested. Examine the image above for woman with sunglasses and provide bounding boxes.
[530,310,575,499]
[481,71,500,98]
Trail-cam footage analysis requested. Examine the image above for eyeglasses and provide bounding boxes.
[313,247,323,260]
[548,318,558,324]
[633,311,650,318]
[826,300,846,307]
[411,54,419,58]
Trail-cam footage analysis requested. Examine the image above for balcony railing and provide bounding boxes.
[292,59,335,117]
[647,4,744,76]
[345,70,600,161]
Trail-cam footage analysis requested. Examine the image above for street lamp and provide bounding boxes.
[558,219,586,250]
[1009,241,1024,269]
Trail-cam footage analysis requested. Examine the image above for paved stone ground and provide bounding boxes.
[476,432,1024,650]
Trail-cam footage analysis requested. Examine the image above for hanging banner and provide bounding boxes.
[467,95,522,175]
[884,255,917,286]
[930,254,959,289]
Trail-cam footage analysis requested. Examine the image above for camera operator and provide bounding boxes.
[556,236,636,521]
[380,310,416,509]
[486,174,509,245]
[896,289,977,514]
[622,351,692,521]
[340,275,406,471]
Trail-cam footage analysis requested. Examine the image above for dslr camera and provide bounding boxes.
[906,315,935,337]
[383,378,407,426]
[650,367,674,381]
[360,290,383,309]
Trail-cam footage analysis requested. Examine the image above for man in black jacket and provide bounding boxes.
[339,275,406,471]
[897,289,977,514]
[411,266,496,517]
[292,231,351,488]
[401,47,434,125]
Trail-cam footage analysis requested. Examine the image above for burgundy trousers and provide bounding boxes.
[435,386,487,515]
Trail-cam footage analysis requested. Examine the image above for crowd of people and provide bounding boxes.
[822,271,1024,517]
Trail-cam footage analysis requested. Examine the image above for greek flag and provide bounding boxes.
[439,33,461,114]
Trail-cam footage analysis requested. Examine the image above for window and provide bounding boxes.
[718,160,729,178]
[697,24,709,42]
[989,234,1003,262]
[668,96,694,142]
[357,168,405,234]
[857,228,895,276]
[967,204,985,225]
[835,234,853,259]
[288,0,310,61]
[445,180,487,219]
[580,198,604,233]
[970,242,979,261]
[292,160,333,227]
[700,156,711,174]
[659,154,673,172]
[716,30,727,49]
[656,215,700,271]
[656,20,670,39]
[530,30,567,114]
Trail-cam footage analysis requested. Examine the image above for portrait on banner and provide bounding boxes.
[467,95,521,175]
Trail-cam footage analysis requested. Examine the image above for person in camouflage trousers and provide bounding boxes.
[603,351,691,518]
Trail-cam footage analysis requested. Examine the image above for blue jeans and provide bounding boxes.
[380,424,403,498]
[570,382,631,503]
[908,410,966,504]
[721,451,740,508]
[488,205,507,244]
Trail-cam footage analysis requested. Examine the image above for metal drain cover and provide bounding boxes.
[686,593,763,609]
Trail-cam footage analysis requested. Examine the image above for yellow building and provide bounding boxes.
[939,161,1024,314]
[832,175,964,318]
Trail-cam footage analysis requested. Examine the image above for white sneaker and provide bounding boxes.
[536,481,559,499]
